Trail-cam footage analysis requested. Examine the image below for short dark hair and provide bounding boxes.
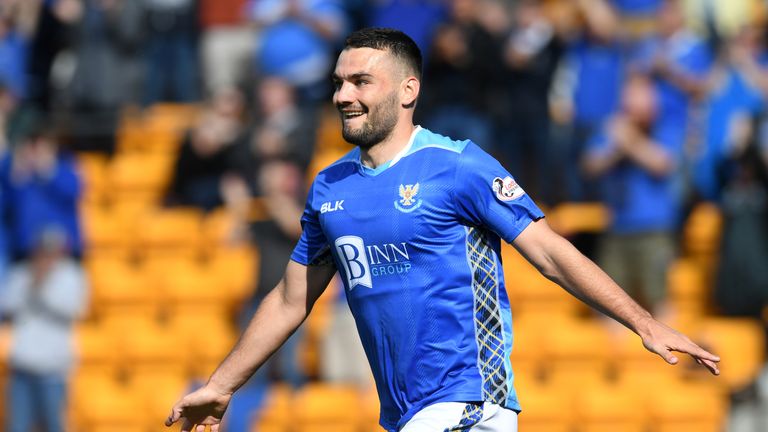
[344,28,423,79]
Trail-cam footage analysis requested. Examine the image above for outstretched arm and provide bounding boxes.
[166,259,336,431]
[512,219,720,375]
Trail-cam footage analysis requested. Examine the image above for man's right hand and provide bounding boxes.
[165,385,232,432]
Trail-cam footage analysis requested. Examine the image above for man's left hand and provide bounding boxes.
[639,318,721,375]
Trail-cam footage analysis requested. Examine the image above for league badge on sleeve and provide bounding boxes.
[492,176,524,202]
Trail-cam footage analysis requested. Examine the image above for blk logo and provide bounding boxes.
[321,200,345,214]
[334,236,372,290]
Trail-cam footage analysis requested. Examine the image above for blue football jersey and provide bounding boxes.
[291,127,544,431]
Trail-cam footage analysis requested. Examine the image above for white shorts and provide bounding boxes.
[399,402,519,431]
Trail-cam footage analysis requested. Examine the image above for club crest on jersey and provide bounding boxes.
[492,176,524,201]
[395,183,422,213]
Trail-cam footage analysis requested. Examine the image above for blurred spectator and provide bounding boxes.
[549,0,625,202]
[248,0,349,103]
[227,160,307,432]
[633,0,712,152]
[0,226,87,432]
[0,123,82,260]
[713,112,768,318]
[695,23,768,200]
[247,75,318,176]
[365,0,449,57]
[66,0,143,152]
[418,0,504,150]
[26,0,83,112]
[499,0,564,201]
[320,280,371,388]
[165,87,250,212]
[0,0,36,100]
[582,73,682,313]
[199,0,255,94]
[142,0,200,105]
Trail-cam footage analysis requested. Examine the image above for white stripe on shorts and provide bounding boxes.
[399,401,518,432]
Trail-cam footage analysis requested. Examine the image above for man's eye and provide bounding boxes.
[356,80,369,86]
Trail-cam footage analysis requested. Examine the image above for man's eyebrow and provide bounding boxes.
[332,72,374,81]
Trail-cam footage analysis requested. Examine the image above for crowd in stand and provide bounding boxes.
[0,0,766,430]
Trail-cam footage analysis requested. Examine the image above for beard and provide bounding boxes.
[340,91,400,149]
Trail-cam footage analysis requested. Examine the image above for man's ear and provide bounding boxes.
[401,76,420,108]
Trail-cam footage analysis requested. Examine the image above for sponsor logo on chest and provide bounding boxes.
[333,236,413,290]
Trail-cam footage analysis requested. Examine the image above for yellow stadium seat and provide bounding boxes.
[547,202,611,236]
[208,245,259,306]
[647,379,727,432]
[73,323,122,373]
[108,152,174,201]
[136,208,204,255]
[81,205,137,257]
[119,320,187,376]
[129,371,189,430]
[501,243,585,317]
[695,318,765,392]
[574,382,646,432]
[85,257,160,319]
[77,152,110,205]
[251,384,294,432]
[161,258,234,316]
[117,103,200,154]
[544,317,612,377]
[684,203,722,256]
[167,312,237,378]
[70,371,144,430]
[292,384,363,430]
[514,376,572,432]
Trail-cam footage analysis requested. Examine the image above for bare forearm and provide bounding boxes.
[207,285,306,394]
[526,232,653,333]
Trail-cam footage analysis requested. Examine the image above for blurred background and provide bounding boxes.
[0,0,766,431]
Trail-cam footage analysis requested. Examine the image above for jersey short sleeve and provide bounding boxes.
[453,142,545,243]
[290,182,332,266]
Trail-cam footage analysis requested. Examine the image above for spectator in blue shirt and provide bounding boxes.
[0,124,82,260]
[583,73,682,313]
[249,0,350,103]
[633,0,712,148]
[549,0,625,202]
[365,0,449,59]
[695,24,768,201]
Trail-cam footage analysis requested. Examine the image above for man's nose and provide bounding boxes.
[334,81,355,105]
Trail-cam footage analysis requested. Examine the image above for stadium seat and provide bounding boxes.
[81,205,137,258]
[70,370,144,431]
[514,376,572,432]
[546,202,611,236]
[683,203,722,257]
[667,259,709,320]
[501,243,585,317]
[647,379,727,432]
[77,152,110,206]
[207,245,259,306]
[543,317,612,378]
[574,382,646,432]
[695,318,765,392]
[85,257,159,320]
[292,384,363,431]
[167,312,238,378]
[135,208,204,257]
[128,371,189,430]
[73,323,122,374]
[252,384,293,432]
[108,152,174,202]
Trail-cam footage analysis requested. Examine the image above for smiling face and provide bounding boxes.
[332,47,415,149]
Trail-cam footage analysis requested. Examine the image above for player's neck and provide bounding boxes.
[359,123,417,169]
